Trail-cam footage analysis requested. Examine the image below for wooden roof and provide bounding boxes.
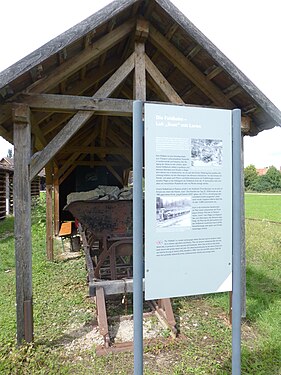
[0,157,14,172]
[0,0,280,182]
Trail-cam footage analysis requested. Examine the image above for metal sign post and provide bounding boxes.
[232,109,242,375]
[133,100,144,375]
[135,102,241,374]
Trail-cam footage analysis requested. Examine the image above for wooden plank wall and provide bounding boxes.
[31,177,40,197]
[0,169,6,220]
[0,170,40,220]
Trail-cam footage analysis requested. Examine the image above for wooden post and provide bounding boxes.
[45,164,54,261]
[13,103,33,344]
[53,166,60,236]
[134,41,146,101]
[134,19,148,101]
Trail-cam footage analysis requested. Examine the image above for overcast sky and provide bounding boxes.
[0,0,280,168]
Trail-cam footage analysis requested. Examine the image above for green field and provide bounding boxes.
[245,193,281,222]
[0,194,280,374]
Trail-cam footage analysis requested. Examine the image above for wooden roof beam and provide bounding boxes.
[55,126,100,181]
[107,129,132,164]
[33,58,120,132]
[100,116,108,158]
[27,19,135,94]
[186,45,202,60]
[111,117,132,137]
[30,52,135,180]
[73,160,126,167]
[0,124,13,143]
[100,157,123,185]
[135,18,149,43]
[19,94,133,116]
[58,146,131,156]
[145,54,184,104]
[99,18,117,68]
[148,25,234,109]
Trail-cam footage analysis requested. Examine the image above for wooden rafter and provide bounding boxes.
[0,124,13,142]
[107,129,132,164]
[54,125,100,181]
[58,146,132,156]
[27,19,135,94]
[30,52,135,180]
[72,160,126,167]
[145,54,184,104]
[100,157,123,185]
[33,58,121,130]
[148,25,234,108]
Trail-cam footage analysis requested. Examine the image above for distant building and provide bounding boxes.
[0,158,45,220]
[256,167,269,176]
[256,166,281,176]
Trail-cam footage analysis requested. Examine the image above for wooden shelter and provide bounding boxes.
[0,0,281,343]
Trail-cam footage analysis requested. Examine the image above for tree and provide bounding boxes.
[253,166,281,192]
[253,175,271,192]
[7,148,13,158]
[244,164,258,190]
[264,166,281,190]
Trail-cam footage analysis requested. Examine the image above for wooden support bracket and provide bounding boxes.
[135,18,149,42]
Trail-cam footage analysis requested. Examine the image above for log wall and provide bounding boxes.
[0,166,40,220]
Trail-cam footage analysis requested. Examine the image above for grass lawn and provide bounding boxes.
[0,194,280,374]
[245,193,281,222]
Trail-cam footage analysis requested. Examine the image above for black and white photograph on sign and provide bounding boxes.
[156,196,192,229]
[191,139,223,167]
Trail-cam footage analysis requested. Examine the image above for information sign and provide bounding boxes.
[144,103,233,300]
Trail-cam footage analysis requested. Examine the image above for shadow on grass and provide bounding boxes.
[246,266,281,322]
[36,320,97,350]
[221,343,281,375]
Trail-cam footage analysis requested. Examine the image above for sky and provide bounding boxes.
[0,0,280,168]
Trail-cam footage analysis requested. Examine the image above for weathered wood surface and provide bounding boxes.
[89,279,145,297]
[45,164,54,261]
[134,42,146,100]
[53,166,60,236]
[28,19,135,94]
[59,146,132,156]
[145,54,184,104]
[13,103,33,343]
[155,0,281,126]
[5,172,10,215]
[30,52,135,180]
[101,158,123,185]
[149,25,234,109]
[19,94,133,115]
[54,126,100,183]
[0,0,138,89]
[71,161,126,167]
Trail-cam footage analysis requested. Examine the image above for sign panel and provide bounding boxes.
[144,103,232,300]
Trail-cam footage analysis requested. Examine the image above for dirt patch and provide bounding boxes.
[62,314,167,354]
[57,250,82,261]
